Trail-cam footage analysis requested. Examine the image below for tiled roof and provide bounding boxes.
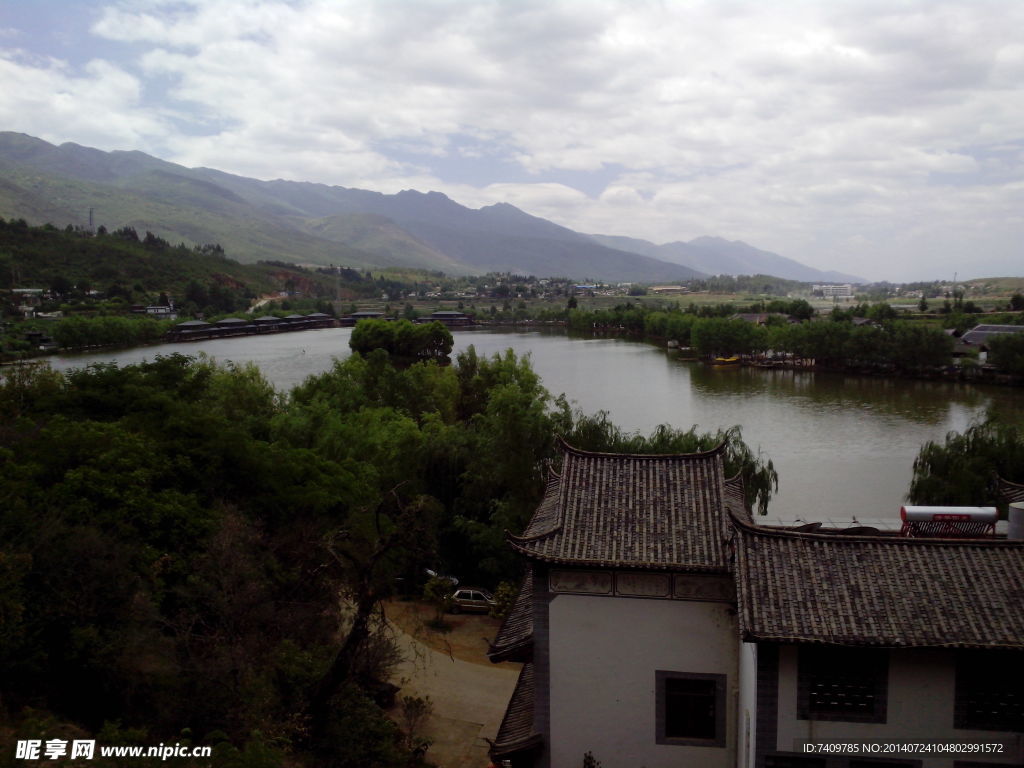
[508,441,730,571]
[997,475,1024,506]
[960,324,1024,346]
[733,511,1024,649]
[724,473,749,520]
[491,663,542,758]
[488,571,533,663]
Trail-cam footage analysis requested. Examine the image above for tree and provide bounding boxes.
[350,319,453,364]
[909,418,1024,507]
[691,318,758,358]
[866,302,898,322]
[889,322,953,370]
[49,275,73,296]
[307,492,440,747]
[987,330,1024,374]
[423,576,454,626]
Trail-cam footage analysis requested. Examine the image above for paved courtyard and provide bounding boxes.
[387,601,521,768]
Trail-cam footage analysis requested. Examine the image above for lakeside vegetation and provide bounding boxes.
[0,338,781,766]
[3,314,1022,764]
[563,301,1024,379]
[4,218,1024,380]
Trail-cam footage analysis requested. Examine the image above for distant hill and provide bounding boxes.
[0,217,327,305]
[588,233,866,284]
[0,131,860,283]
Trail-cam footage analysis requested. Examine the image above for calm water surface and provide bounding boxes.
[48,327,1022,523]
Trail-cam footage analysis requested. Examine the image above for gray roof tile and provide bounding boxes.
[488,571,533,663]
[509,442,730,571]
[491,663,542,758]
[733,512,1024,649]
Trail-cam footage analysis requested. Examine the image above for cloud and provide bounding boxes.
[0,0,1022,280]
[0,49,168,150]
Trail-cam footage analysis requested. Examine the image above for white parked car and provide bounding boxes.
[449,587,495,614]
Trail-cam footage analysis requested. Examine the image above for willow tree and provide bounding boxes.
[908,417,1024,507]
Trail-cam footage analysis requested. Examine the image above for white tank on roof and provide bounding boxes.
[900,506,998,523]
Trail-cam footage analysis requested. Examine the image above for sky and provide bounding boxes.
[1,0,1022,282]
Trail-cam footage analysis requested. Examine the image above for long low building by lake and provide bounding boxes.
[167,312,336,341]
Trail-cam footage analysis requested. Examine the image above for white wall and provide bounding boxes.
[774,646,1024,767]
[547,593,737,768]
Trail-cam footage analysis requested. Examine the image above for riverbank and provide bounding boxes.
[723,354,1023,387]
[38,325,1022,522]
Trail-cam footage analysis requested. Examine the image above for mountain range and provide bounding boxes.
[0,132,865,283]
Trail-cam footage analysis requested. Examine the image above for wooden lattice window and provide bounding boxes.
[797,646,888,723]
[955,651,1024,732]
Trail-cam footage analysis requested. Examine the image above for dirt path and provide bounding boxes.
[386,600,521,768]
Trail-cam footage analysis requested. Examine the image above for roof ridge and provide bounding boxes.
[556,435,727,459]
[508,470,567,546]
[727,504,1024,548]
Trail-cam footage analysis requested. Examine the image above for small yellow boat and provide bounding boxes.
[711,356,740,366]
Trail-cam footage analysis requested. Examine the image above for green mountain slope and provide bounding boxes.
[0,132,805,281]
[298,212,468,273]
[0,217,333,300]
[0,159,378,269]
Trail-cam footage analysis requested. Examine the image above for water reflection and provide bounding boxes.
[688,364,993,425]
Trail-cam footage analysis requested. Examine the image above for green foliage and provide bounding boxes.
[0,356,350,755]
[489,580,519,620]
[0,217,298,308]
[423,575,454,629]
[909,418,1024,507]
[987,330,1024,375]
[51,314,174,349]
[691,317,764,357]
[0,343,779,761]
[209,732,288,768]
[318,685,406,768]
[397,695,433,756]
[349,318,453,363]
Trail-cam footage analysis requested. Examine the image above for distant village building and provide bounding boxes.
[166,313,334,341]
[9,288,46,317]
[415,310,473,327]
[730,313,795,326]
[488,442,1024,768]
[960,324,1024,349]
[145,305,178,320]
[339,310,387,327]
[813,284,854,297]
[649,285,690,295]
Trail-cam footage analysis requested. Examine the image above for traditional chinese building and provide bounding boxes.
[489,442,1024,768]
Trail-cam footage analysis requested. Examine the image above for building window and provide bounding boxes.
[655,671,726,747]
[797,647,888,723]
[954,651,1024,732]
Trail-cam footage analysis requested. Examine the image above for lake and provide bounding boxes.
[47,327,1022,524]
